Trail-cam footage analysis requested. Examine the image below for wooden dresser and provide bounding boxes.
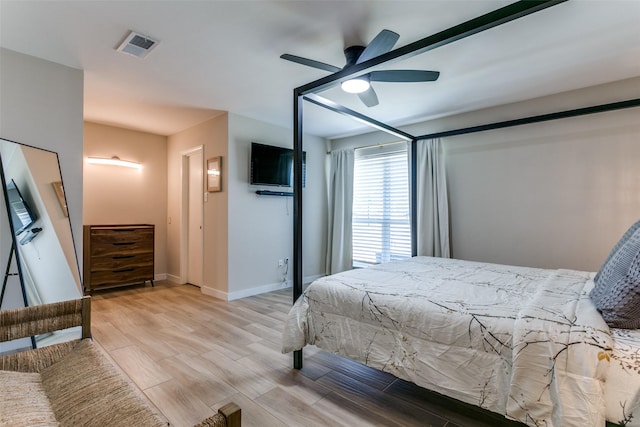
[83,224,154,294]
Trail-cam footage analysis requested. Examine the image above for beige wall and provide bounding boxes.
[332,77,640,272]
[166,113,229,294]
[83,122,168,278]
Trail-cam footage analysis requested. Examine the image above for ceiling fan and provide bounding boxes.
[281,29,440,107]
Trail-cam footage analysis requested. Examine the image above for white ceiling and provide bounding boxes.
[1,0,639,139]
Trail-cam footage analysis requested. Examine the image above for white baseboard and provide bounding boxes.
[165,274,182,284]
[201,274,325,301]
[154,273,168,282]
[200,286,227,300]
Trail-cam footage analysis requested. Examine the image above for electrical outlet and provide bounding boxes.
[278,259,284,267]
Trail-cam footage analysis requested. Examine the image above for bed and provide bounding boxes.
[284,2,640,425]
[282,254,640,427]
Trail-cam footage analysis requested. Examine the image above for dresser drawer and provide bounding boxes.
[89,266,154,287]
[90,252,154,272]
[90,227,153,243]
[89,228,153,256]
[90,239,152,257]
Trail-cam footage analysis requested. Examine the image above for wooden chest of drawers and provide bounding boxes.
[83,224,154,293]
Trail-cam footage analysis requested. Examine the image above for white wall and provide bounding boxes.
[0,48,84,262]
[227,113,327,299]
[23,148,81,293]
[332,77,640,272]
[445,107,639,271]
[0,48,83,352]
[13,146,81,301]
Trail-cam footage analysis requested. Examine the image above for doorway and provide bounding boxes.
[181,147,204,287]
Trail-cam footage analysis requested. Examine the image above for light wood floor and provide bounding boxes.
[91,282,525,427]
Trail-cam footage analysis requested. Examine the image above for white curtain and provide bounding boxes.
[416,138,450,257]
[325,149,354,274]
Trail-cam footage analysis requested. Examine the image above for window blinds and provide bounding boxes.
[352,142,411,266]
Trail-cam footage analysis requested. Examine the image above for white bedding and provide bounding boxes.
[282,256,614,427]
[607,328,640,426]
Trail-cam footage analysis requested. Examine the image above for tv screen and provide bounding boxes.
[250,142,305,187]
[7,179,37,235]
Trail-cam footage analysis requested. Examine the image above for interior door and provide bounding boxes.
[187,150,203,287]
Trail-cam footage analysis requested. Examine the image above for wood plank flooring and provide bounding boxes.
[91,282,526,427]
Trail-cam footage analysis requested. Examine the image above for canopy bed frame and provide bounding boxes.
[290,0,640,370]
[288,2,640,425]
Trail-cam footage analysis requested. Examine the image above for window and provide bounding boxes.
[352,142,411,267]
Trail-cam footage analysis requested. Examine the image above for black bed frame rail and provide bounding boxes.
[290,0,640,370]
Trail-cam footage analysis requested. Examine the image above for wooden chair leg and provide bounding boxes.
[218,402,241,427]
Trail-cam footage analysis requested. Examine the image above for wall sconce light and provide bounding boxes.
[87,156,142,169]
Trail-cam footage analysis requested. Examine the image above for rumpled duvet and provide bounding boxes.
[282,256,613,427]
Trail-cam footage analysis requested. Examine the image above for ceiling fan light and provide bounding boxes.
[341,78,370,94]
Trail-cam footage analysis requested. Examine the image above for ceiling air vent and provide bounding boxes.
[116,31,158,58]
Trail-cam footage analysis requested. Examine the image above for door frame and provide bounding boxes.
[179,145,204,285]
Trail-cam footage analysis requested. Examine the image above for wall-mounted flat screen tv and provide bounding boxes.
[250,142,305,187]
[7,179,37,235]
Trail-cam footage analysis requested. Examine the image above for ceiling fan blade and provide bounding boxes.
[356,29,399,64]
[357,87,379,107]
[280,54,341,73]
[369,70,440,82]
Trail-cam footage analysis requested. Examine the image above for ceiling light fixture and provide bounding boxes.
[87,156,142,169]
[341,77,370,94]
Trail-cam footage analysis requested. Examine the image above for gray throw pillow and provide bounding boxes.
[594,220,640,283]
[590,225,640,328]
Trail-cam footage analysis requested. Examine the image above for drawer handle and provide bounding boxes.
[113,268,135,273]
[113,229,137,232]
[112,255,135,260]
[112,242,135,246]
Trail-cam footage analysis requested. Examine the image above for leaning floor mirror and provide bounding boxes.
[0,138,82,351]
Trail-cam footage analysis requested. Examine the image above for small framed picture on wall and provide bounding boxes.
[52,181,69,217]
[207,156,222,192]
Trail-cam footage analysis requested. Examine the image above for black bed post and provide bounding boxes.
[286,0,570,372]
[293,89,304,370]
[410,138,418,257]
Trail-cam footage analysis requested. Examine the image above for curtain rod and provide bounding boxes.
[417,98,640,141]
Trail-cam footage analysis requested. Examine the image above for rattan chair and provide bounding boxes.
[0,297,240,427]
